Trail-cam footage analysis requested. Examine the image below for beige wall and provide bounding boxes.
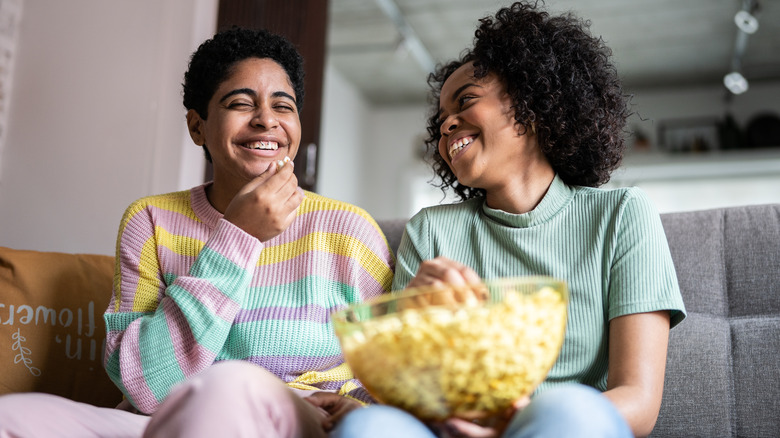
[0,0,218,255]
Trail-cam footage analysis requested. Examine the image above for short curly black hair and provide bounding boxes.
[425,1,631,200]
[183,27,305,162]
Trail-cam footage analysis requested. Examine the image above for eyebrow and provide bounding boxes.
[438,82,481,120]
[218,88,296,104]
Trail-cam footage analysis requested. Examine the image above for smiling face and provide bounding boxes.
[187,57,301,192]
[437,62,545,197]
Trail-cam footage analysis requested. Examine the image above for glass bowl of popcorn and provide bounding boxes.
[331,276,568,422]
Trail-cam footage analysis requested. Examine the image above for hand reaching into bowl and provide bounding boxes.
[407,256,482,289]
[403,257,488,309]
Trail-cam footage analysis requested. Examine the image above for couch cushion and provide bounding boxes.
[0,246,123,407]
[731,317,780,437]
[654,204,780,437]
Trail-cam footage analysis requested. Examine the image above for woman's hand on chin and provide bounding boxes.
[222,159,303,242]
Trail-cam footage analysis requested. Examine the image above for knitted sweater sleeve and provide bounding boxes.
[103,199,263,414]
[391,209,431,291]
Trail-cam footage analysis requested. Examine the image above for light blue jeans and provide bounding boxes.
[331,384,633,438]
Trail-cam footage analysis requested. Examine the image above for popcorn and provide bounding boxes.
[276,156,291,170]
[338,284,567,421]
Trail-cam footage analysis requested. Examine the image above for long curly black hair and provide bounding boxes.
[182,27,305,162]
[425,1,631,201]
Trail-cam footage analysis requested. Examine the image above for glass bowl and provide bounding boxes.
[331,276,568,422]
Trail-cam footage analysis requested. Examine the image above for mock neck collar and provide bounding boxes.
[480,174,574,228]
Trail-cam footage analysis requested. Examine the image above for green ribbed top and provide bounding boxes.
[392,175,686,393]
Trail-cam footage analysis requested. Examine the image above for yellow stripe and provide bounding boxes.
[112,190,199,312]
[289,362,353,385]
[145,191,200,221]
[130,236,165,312]
[155,226,206,257]
[129,228,206,312]
[286,363,369,405]
[299,191,388,242]
[258,231,393,291]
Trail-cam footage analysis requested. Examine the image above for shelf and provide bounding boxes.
[610,148,780,184]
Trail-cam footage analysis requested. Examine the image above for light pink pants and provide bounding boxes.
[0,361,328,438]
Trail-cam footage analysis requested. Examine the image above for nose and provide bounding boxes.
[251,105,278,129]
[440,115,458,136]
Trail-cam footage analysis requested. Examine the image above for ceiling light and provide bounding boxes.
[724,71,749,94]
[734,10,759,34]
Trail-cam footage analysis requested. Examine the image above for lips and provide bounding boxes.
[448,135,475,160]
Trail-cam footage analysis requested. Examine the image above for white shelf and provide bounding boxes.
[610,148,780,184]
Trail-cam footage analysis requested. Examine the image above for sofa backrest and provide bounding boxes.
[652,204,780,437]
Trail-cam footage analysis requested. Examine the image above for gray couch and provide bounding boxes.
[2,204,777,436]
[377,203,780,437]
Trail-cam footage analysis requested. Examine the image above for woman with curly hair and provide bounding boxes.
[333,2,685,438]
[0,27,394,437]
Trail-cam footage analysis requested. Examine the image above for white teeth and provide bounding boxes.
[247,141,278,150]
[449,137,473,159]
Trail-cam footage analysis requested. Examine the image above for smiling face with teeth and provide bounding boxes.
[436,62,551,209]
[187,57,301,192]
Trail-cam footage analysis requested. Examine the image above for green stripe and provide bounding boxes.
[218,320,342,359]
[166,283,232,350]
[105,311,149,332]
[138,312,186,403]
[189,247,251,299]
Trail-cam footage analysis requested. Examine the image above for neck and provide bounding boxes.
[484,136,555,214]
[205,176,243,214]
[484,168,555,214]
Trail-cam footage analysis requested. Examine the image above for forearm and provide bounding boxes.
[105,218,263,412]
[605,311,671,438]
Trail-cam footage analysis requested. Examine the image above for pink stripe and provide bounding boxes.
[162,298,221,379]
[204,219,264,269]
[148,205,209,239]
[119,321,161,413]
[157,245,198,278]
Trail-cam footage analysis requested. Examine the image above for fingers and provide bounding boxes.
[239,156,297,196]
[303,393,362,432]
[441,417,501,438]
[511,395,530,412]
[408,257,481,289]
[222,157,303,242]
[401,257,486,309]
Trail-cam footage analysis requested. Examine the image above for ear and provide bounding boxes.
[186,109,206,146]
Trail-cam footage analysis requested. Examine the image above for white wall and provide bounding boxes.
[341,82,780,218]
[317,63,369,206]
[0,0,217,255]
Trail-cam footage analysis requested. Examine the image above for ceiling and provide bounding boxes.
[327,0,780,105]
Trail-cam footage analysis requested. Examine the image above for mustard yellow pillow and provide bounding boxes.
[0,246,123,407]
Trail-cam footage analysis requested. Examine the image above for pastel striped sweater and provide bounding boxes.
[392,175,686,394]
[104,184,394,414]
